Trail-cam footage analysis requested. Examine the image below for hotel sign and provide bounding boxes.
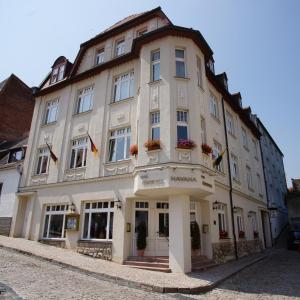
[170,176,197,182]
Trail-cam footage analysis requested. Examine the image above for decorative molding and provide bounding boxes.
[150,84,159,110]
[146,149,160,164]
[177,148,191,162]
[64,168,86,181]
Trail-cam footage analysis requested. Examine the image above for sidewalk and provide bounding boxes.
[0,236,267,294]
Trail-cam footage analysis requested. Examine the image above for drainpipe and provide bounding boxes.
[221,98,238,260]
[257,125,274,247]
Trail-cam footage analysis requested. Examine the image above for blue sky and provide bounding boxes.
[1,0,299,186]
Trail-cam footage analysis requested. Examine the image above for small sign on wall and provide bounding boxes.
[203,224,209,234]
[66,214,80,231]
[126,223,131,232]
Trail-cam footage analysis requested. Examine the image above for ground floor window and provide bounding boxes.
[157,202,169,237]
[82,201,114,240]
[43,204,68,239]
[216,203,228,238]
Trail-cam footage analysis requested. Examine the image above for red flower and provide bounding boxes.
[144,140,161,151]
[130,144,138,157]
[201,143,212,155]
[177,139,196,149]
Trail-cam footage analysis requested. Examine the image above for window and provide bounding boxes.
[70,137,88,169]
[36,147,50,175]
[253,139,259,159]
[0,183,2,197]
[175,49,186,77]
[242,128,248,149]
[75,86,93,114]
[151,50,160,81]
[157,202,169,237]
[257,173,263,195]
[43,204,68,239]
[216,203,227,236]
[137,27,147,37]
[218,213,226,232]
[82,201,114,240]
[213,141,223,172]
[113,72,134,102]
[50,64,65,84]
[196,56,203,88]
[209,92,219,119]
[96,48,105,65]
[108,127,131,162]
[226,111,235,136]
[190,200,196,223]
[177,110,188,142]
[231,153,239,180]
[151,111,160,140]
[44,99,59,124]
[8,149,23,163]
[115,39,125,57]
[135,201,149,236]
[249,211,258,232]
[200,117,207,144]
[236,209,244,235]
[246,165,253,190]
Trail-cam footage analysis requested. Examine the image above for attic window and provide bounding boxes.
[8,148,23,163]
[50,64,65,84]
[137,27,147,37]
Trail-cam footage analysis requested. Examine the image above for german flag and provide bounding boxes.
[213,149,226,167]
[46,142,58,163]
[87,133,98,155]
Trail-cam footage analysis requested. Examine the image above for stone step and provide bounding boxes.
[127,256,169,263]
[124,264,172,273]
[124,260,169,268]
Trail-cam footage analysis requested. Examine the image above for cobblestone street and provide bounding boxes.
[0,247,299,300]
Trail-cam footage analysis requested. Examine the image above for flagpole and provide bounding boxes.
[221,97,238,261]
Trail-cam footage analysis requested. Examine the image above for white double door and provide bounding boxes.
[133,201,169,257]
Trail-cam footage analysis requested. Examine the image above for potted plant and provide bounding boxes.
[190,221,201,255]
[253,230,259,238]
[201,143,212,155]
[239,230,245,239]
[136,221,147,256]
[177,139,196,150]
[129,144,138,157]
[219,230,228,239]
[144,139,161,151]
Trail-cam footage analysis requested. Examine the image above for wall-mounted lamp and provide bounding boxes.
[233,206,238,214]
[116,198,122,210]
[212,201,220,210]
[69,202,76,214]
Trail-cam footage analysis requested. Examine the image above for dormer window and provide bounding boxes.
[8,148,23,163]
[115,39,125,57]
[137,27,148,37]
[207,59,215,74]
[96,48,105,65]
[50,64,65,84]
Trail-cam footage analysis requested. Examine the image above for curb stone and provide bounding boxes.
[0,244,267,295]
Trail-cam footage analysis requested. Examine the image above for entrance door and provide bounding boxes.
[155,202,169,256]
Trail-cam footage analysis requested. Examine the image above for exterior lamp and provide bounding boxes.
[233,206,238,214]
[116,198,122,210]
[212,201,220,210]
[68,202,76,214]
[269,207,278,218]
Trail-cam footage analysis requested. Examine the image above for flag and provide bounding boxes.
[46,142,58,163]
[213,149,226,167]
[87,133,98,154]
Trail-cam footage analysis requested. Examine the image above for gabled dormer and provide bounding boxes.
[216,72,228,91]
[49,56,72,85]
[207,57,215,74]
[232,92,243,108]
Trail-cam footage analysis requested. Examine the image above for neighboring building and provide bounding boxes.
[12,7,271,273]
[256,118,288,242]
[0,138,27,236]
[0,74,34,141]
[286,179,300,231]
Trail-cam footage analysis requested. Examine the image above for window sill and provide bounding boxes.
[145,148,161,153]
[175,147,193,152]
[41,121,57,128]
[148,79,162,85]
[104,159,131,166]
[66,167,86,172]
[78,239,112,243]
[174,76,190,81]
[41,238,66,241]
[110,97,134,105]
[73,110,93,117]
[32,173,49,178]
[219,237,231,240]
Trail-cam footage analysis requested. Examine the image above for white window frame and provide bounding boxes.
[175,48,186,78]
[43,204,68,239]
[209,92,219,119]
[196,56,203,88]
[44,99,59,125]
[213,140,223,172]
[216,203,227,235]
[36,147,50,175]
[115,39,125,57]
[95,48,105,65]
[151,50,160,82]
[150,111,160,140]
[82,201,114,241]
[231,153,239,181]
[137,27,148,37]
[50,64,65,84]
[69,137,88,169]
[226,111,235,136]
[242,128,249,149]
[246,165,253,190]
[177,110,189,142]
[108,127,131,162]
[113,72,134,102]
[75,86,93,114]
[200,116,207,144]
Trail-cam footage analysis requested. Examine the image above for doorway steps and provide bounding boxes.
[192,255,217,272]
[124,256,171,273]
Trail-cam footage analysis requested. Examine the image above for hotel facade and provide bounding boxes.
[11,7,272,273]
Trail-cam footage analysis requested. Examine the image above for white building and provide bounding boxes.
[256,118,288,242]
[11,7,271,273]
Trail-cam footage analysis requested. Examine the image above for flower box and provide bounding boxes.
[129,144,138,157]
[253,230,259,238]
[219,230,228,239]
[177,139,196,150]
[239,230,245,238]
[201,143,212,155]
[144,140,161,151]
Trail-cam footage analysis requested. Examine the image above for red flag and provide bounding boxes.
[46,142,58,163]
[87,133,98,154]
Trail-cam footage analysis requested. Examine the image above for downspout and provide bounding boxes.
[258,128,274,247]
[221,98,238,260]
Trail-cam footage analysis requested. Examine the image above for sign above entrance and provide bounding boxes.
[170,176,197,182]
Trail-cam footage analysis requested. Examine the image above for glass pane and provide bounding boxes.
[177,126,188,141]
[152,127,160,140]
[41,156,48,174]
[152,63,160,81]
[176,61,185,77]
[120,80,129,100]
[83,213,89,239]
[108,139,116,162]
[37,157,42,174]
[82,94,91,112]
[70,149,76,168]
[159,213,169,237]
[75,148,84,167]
[48,214,64,238]
[175,49,184,58]
[109,212,114,239]
[90,212,108,239]
[190,212,196,222]
[43,215,49,238]
[45,109,50,124]
[135,211,148,236]
[152,51,160,61]
[116,137,125,161]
